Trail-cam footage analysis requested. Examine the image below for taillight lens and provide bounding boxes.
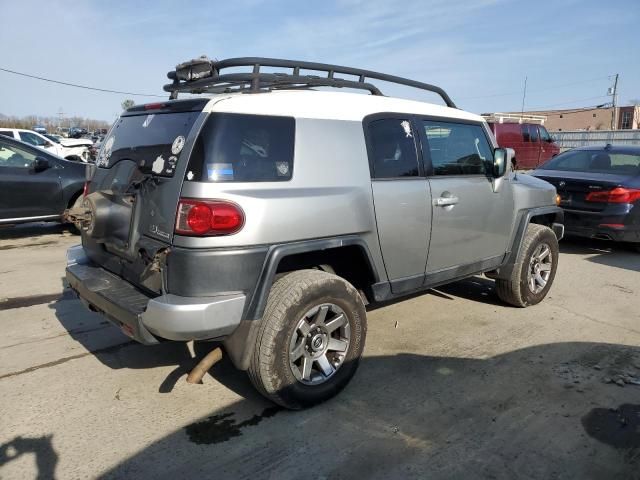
[83,181,90,197]
[585,187,640,204]
[175,199,244,236]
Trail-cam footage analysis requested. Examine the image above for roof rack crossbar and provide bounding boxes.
[164,57,456,108]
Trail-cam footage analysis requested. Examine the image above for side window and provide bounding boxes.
[0,131,14,138]
[0,139,38,168]
[530,125,539,143]
[367,119,419,178]
[19,131,47,146]
[521,125,531,142]
[539,126,551,143]
[423,121,493,176]
[189,113,295,182]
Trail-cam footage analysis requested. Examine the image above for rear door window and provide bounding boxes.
[529,125,539,143]
[367,119,420,178]
[96,111,201,177]
[187,113,295,182]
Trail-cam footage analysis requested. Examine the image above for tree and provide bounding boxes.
[121,99,135,111]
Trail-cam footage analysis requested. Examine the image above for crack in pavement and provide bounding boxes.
[551,303,640,337]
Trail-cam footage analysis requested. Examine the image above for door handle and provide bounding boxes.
[434,196,459,207]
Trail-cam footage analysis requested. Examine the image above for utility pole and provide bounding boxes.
[610,73,619,130]
[57,107,65,131]
[520,76,528,119]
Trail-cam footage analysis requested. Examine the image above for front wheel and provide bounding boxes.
[496,224,559,307]
[248,269,367,409]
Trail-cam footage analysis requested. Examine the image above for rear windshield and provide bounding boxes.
[96,111,200,177]
[541,150,640,175]
[186,113,295,182]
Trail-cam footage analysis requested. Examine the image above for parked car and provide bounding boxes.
[68,127,88,138]
[0,128,91,162]
[65,57,563,409]
[32,125,47,134]
[486,121,560,169]
[0,134,86,225]
[531,144,640,248]
[45,133,93,149]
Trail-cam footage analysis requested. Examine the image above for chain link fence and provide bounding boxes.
[551,130,640,151]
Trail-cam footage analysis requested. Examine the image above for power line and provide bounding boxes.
[530,105,609,117]
[0,66,165,98]
[527,95,610,110]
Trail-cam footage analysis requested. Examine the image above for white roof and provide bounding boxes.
[203,90,483,123]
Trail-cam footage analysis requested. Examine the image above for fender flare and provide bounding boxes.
[224,235,380,370]
[489,206,564,280]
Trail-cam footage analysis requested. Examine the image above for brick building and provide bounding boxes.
[500,105,639,131]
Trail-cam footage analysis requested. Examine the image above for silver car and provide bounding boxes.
[66,57,564,409]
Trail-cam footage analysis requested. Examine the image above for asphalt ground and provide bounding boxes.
[1,223,639,479]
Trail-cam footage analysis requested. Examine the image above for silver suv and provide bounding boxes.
[66,57,564,409]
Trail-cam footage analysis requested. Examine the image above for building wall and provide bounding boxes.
[506,105,639,132]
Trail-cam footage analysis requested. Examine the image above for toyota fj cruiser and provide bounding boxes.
[66,57,564,409]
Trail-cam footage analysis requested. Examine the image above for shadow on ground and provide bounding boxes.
[0,222,76,241]
[560,236,640,273]
[86,341,639,480]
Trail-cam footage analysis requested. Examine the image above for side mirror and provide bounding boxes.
[493,148,514,177]
[33,156,51,172]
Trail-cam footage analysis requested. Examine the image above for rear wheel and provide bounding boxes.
[496,224,559,307]
[248,269,367,409]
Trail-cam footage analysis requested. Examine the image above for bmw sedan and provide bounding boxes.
[0,134,86,226]
[531,145,640,248]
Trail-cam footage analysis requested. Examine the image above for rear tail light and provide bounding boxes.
[175,199,244,236]
[83,181,90,197]
[144,102,165,110]
[585,187,640,204]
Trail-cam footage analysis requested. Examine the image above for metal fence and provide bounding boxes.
[550,130,640,151]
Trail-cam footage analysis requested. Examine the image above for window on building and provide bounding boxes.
[593,113,597,118]
[559,114,563,118]
[621,111,632,129]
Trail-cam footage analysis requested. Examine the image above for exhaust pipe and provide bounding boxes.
[592,233,613,241]
[186,347,223,384]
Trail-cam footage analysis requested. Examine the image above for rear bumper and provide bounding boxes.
[563,208,640,243]
[65,245,245,344]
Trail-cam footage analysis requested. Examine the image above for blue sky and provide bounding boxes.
[1,0,638,121]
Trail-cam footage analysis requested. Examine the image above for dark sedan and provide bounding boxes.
[0,134,86,225]
[531,144,640,247]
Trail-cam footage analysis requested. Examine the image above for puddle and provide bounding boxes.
[185,406,281,445]
[581,404,640,451]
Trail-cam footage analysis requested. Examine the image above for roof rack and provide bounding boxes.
[481,112,547,125]
[163,56,457,108]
